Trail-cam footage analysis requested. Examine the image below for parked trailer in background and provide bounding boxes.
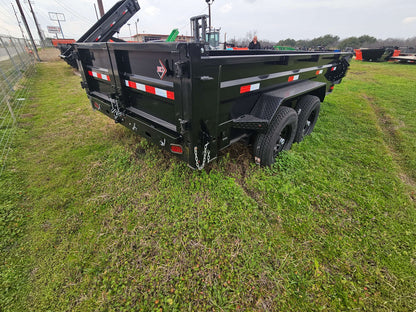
[389,47,416,64]
[389,54,416,63]
[355,47,400,62]
[51,39,75,47]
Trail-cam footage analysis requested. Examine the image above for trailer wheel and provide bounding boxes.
[253,106,297,166]
[294,95,321,143]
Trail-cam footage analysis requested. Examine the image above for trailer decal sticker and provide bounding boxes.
[240,83,260,94]
[157,60,167,80]
[125,80,175,100]
[88,70,110,81]
[288,75,299,82]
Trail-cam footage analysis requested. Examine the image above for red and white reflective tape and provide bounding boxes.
[331,66,337,71]
[88,70,110,81]
[240,83,260,94]
[122,9,128,15]
[125,80,175,100]
[316,70,323,75]
[288,75,299,82]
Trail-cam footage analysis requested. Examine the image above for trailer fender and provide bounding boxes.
[325,57,350,83]
[232,80,326,133]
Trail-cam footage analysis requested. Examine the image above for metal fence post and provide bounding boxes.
[0,37,21,77]
[16,38,29,69]
[0,67,14,91]
[4,97,17,124]
[0,34,37,176]
[11,37,27,70]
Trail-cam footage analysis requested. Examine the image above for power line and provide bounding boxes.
[11,2,26,39]
[177,4,208,35]
[51,0,93,24]
[0,1,16,20]
[0,3,19,36]
[0,0,14,11]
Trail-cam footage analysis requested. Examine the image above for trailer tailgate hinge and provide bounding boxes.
[178,119,190,133]
[174,61,190,78]
[80,81,88,89]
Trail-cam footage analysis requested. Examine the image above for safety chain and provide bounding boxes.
[194,142,210,170]
[111,98,124,121]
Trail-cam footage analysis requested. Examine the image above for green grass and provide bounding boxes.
[1,59,415,311]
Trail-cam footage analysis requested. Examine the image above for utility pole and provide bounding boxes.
[205,0,214,31]
[93,3,99,20]
[135,18,139,38]
[97,0,105,18]
[15,0,41,61]
[27,0,45,47]
[11,3,26,40]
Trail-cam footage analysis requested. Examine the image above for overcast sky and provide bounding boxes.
[0,0,415,42]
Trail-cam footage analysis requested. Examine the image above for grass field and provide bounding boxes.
[1,55,415,311]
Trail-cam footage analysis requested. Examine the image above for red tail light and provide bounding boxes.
[170,144,183,154]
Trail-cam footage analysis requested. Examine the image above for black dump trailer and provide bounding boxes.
[75,42,352,169]
[356,47,399,62]
[60,0,140,68]
[74,2,352,169]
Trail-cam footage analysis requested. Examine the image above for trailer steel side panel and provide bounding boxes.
[76,42,351,168]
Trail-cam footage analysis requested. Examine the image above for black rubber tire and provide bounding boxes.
[253,106,298,166]
[293,95,321,143]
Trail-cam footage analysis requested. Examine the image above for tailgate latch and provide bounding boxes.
[174,61,189,78]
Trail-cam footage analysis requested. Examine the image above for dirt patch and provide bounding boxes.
[39,48,60,62]
[212,142,265,204]
[364,94,416,191]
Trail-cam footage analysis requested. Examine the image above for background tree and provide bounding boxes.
[276,38,297,47]
[230,33,415,51]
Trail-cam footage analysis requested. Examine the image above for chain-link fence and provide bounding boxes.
[0,35,36,175]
